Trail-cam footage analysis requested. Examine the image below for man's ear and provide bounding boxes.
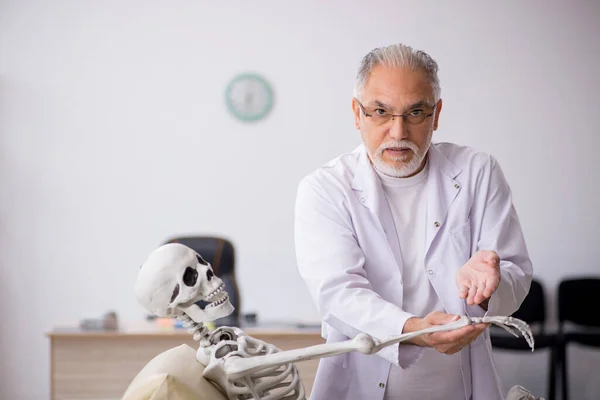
[433,98,443,131]
[351,98,361,130]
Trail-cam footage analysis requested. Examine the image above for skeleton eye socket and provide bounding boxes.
[206,269,214,281]
[183,267,198,287]
[196,254,208,266]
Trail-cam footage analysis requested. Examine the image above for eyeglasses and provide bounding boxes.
[356,99,437,126]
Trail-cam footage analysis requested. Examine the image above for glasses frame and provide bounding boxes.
[356,99,437,126]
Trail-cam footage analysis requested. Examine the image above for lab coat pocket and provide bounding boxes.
[450,220,472,261]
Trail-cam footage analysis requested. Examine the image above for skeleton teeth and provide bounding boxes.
[206,293,229,308]
[207,284,225,300]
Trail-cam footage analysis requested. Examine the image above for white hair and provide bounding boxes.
[353,43,441,102]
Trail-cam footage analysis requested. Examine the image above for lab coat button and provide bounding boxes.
[428,270,434,275]
[434,221,440,228]
[360,197,366,203]
[379,382,385,389]
[455,183,460,189]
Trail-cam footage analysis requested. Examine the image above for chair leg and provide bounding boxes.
[560,343,568,400]
[548,346,556,400]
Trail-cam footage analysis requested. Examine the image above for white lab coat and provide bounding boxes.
[294,142,533,400]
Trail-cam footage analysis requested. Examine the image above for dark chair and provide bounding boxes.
[489,279,557,400]
[163,235,241,327]
[557,277,600,400]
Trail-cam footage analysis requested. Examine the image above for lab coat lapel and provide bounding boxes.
[351,148,404,271]
[424,144,463,259]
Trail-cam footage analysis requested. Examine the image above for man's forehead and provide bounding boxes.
[362,65,434,106]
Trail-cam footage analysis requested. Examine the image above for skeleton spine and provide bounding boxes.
[178,313,210,344]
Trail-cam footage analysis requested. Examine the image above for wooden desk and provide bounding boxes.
[47,323,324,400]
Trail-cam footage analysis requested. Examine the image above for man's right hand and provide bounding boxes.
[401,311,488,355]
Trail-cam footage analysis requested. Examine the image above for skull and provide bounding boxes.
[135,243,234,323]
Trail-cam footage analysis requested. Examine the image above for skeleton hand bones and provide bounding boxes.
[224,315,534,380]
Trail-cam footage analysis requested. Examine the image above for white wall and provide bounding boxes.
[1,1,599,399]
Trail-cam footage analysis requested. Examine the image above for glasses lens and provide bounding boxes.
[363,107,392,126]
[406,114,427,125]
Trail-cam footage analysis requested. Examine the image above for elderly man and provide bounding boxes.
[294,43,532,400]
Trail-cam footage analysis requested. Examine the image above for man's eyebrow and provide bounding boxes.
[368,100,393,110]
[404,100,434,110]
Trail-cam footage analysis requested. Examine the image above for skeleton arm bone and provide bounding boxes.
[224,334,376,380]
[225,317,472,379]
[371,316,470,352]
[224,315,534,380]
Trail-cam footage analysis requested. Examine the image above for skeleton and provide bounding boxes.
[135,243,536,400]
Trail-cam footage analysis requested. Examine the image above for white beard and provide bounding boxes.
[372,139,429,178]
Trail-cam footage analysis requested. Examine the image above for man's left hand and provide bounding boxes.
[456,250,501,307]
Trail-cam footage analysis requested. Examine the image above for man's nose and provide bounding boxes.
[387,116,408,140]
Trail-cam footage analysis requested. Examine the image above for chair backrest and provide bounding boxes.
[511,279,546,325]
[163,235,240,322]
[558,278,600,327]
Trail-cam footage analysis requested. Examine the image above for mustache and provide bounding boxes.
[377,140,419,155]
